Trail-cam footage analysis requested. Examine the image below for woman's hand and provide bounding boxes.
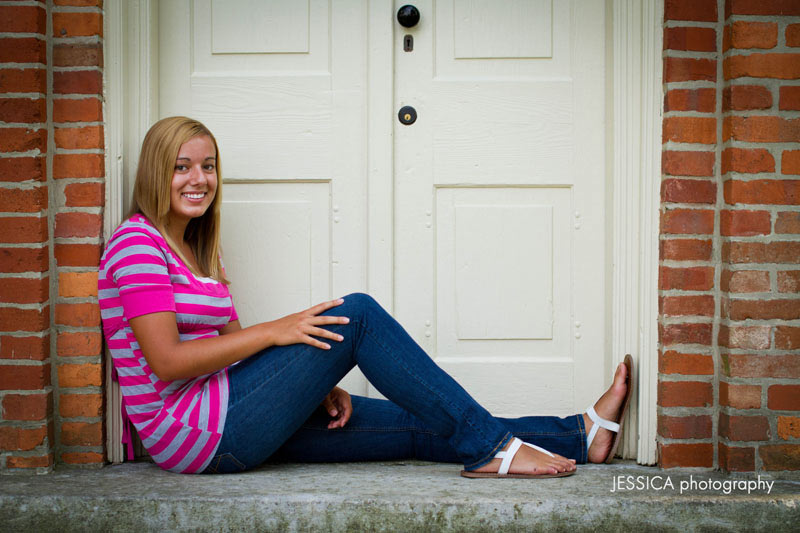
[321,386,352,429]
[265,298,349,350]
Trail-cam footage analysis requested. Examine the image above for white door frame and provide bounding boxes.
[103,0,662,465]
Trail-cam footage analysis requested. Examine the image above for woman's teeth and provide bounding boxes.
[182,192,205,199]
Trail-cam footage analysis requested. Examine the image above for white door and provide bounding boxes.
[158,0,607,413]
[391,0,606,416]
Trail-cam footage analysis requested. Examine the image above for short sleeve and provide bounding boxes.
[105,231,176,319]
[229,294,239,323]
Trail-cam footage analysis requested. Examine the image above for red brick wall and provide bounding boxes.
[0,0,104,472]
[660,0,800,471]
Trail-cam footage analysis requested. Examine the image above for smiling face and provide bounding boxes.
[168,135,218,230]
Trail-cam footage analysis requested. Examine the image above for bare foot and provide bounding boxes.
[584,361,629,463]
[473,438,577,476]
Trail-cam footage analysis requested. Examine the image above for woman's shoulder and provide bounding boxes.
[108,215,167,247]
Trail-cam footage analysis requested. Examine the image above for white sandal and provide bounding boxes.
[460,437,575,478]
[586,353,633,463]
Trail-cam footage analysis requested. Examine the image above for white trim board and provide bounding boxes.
[103,0,662,465]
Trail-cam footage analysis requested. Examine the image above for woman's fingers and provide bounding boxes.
[307,326,344,342]
[307,297,345,316]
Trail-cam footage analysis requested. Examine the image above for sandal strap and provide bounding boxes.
[493,437,555,475]
[585,405,620,450]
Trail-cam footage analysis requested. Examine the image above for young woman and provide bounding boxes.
[99,116,633,476]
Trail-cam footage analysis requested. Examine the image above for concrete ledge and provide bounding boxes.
[2,461,799,532]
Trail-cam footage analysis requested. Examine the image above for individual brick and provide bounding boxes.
[0,426,48,451]
[0,246,49,273]
[53,43,103,67]
[0,363,50,390]
[57,331,102,357]
[723,241,800,263]
[662,151,715,177]
[60,452,103,465]
[661,209,715,234]
[54,125,104,150]
[665,0,717,21]
[720,210,771,236]
[0,156,45,182]
[0,98,46,123]
[1,392,50,421]
[658,415,712,439]
[778,270,800,292]
[664,89,715,113]
[664,57,716,82]
[780,87,800,111]
[661,323,713,346]
[54,212,102,238]
[0,4,46,33]
[55,0,104,6]
[659,266,715,291]
[718,325,770,350]
[722,86,772,111]
[664,27,716,52]
[719,381,761,409]
[719,443,755,472]
[53,70,102,95]
[728,299,800,320]
[0,186,47,213]
[0,334,49,360]
[725,54,800,80]
[725,354,800,379]
[0,128,47,153]
[64,182,104,207]
[660,443,714,468]
[53,154,104,178]
[0,216,47,243]
[661,179,716,204]
[658,381,713,407]
[59,393,102,418]
[721,148,774,174]
[659,350,714,375]
[724,179,800,205]
[724,116,800,143]
[788,24,800,47]
[57,362,102,388]
[0,38,46,64]
[659,239,712,261]
[776,212,800,233]
[759,444,800,471]
[53,98,102,123]
[719,413,769,441]
[52,12,103,38]
[660,295,715,316]
[778,416,800,440]
[0,276,48,304]
[721,269,770,293]
[727,21,778,50]
[768,385,800,410]
[0,307,49,332]
[663,117,716,144]
[728,0,800,16]
[58,271,98,298]
[60,421,102,446]
[54,303,100,327]
[54,243,101,267]
[783,150,800,174]
[6,454,53,469]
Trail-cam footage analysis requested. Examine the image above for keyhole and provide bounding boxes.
[404,113,411,121]
[404,34,414,52]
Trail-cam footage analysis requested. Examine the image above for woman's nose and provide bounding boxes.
[189,165,207,184]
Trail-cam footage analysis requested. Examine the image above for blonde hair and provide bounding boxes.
[128,116,229,284]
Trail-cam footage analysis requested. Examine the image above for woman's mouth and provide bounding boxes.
[182,192,206,201]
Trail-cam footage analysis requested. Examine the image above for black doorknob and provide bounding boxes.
[398,106,417,125]
[397,5,420,28]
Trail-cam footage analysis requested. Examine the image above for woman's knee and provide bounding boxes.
[341,292,381,315]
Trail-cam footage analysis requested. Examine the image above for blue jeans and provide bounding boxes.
[203,293,587,474]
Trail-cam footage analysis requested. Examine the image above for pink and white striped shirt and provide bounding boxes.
[98,214,237,473]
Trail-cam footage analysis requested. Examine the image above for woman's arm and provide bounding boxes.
[129,298,349,382]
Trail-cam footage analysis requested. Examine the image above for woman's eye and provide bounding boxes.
[175,165,188,171]
[204,165,216,171]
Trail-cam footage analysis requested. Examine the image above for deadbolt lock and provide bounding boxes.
[398,105,417,125]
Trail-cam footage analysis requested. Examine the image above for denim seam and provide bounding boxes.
[355,317,500,456]
[463,431,513,470]
[300,425,438,435]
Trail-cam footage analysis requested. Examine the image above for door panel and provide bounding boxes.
[392,0,606,416]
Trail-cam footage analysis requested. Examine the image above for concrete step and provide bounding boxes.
[2,461,799,532]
